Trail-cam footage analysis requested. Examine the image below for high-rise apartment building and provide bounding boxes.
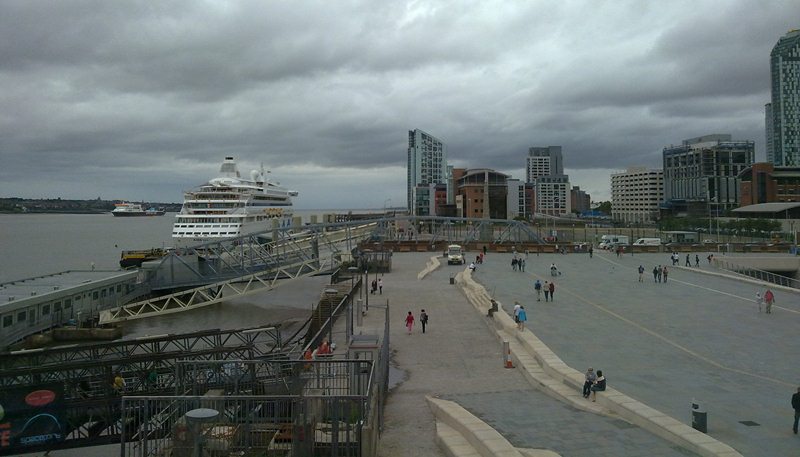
[768,29,800,166]
[611,167,664,224]
[662,134,754,217]
[526,146,563,182]
[407,129,447,215]
[525,146,570,216]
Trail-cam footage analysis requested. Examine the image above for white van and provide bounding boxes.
[447,244,465,265]
[598,235,629,249]
[633,238,661,246]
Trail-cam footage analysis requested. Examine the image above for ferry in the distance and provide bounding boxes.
[172,157,298,245]
[111,202,165,217]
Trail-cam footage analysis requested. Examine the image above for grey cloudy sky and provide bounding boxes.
[1,0,797,208]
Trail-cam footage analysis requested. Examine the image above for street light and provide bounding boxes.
[324,288,338,344]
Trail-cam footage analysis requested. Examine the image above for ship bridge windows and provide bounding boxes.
[3,315,11,328]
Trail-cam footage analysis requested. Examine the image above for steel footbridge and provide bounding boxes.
[98,216,543,324]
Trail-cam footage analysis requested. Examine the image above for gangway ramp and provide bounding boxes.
[100,221,376,324]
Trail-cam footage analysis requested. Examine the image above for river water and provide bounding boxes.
[0,211,361,339]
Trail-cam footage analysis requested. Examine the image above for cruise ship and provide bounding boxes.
[112,202,165,217]
[172,157,298,244]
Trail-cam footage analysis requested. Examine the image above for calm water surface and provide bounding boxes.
[0,210,363,337]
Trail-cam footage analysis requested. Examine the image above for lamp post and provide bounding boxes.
[347,266,359,329]
[324,288,337,344]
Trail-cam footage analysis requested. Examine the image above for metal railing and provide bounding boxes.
[712,259,800,289]
[121,359,381,457]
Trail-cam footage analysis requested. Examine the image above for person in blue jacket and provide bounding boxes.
[517,305,527,331]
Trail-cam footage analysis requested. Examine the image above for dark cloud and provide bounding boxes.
[1,0,798,206]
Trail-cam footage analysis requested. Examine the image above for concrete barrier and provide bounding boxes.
[427,397,560,457]
[417,255,442,280]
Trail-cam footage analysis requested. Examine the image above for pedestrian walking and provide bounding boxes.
[534,279,542,301]
[483,245,487,255]
[656,265,662,283]
[756,292,763,313]
[479,252,484,263]
[405,311,414,334]
[543,281,550,302]
[517,305,527,330]
[764,289,775,314]
[512,258,518,271]
[707,254,713,264]
[519,258,525,272]
[371,279,377,294]
[792,386,800,434]
[419,309,429,333]
[548,281,556,301]
[513,301,521,323]
[638,265,644,282]
[652,266,658,282]
[582,367,597,398]
[378,278,383,294]
[685,254,691,267]
[695,254,700,267]
[662,266,668,283]
[589,246,593,258]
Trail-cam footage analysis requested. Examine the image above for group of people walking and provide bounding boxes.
[642,264,669,283]
[533,279,556,302]
[405,309,429,334]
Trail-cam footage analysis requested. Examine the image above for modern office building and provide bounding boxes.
[535,175,571,216]
[506,179,536,220]
[738,162,800,205]
[662,134,754,217]
[570,186,591,214]
[526,146,563,182]
[610,167,664,224]
[456,169,509,219]
[407,129,448,215]
[526,146,570,216]
[768,29,800,166]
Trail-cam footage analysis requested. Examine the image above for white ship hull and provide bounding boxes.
[172,157,298,245]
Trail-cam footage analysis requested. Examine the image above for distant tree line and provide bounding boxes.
[658,216,782,235]
[0,197,180,214]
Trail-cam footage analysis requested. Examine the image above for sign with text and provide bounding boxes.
[0,384,65,451]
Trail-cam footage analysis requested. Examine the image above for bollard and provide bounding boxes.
[503,341,514,368]
[691,399,707,433]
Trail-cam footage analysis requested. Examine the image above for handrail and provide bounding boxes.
[712,259,800,289]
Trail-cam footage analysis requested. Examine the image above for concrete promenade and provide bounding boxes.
[367,252,744,457]
[465,249,800,457]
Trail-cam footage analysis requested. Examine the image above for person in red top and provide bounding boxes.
[548,281,556,301]
[405,311,414,334]
[764,289,775,314]
[317,338,332,357]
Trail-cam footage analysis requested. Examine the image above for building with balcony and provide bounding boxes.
[611,167,663,224]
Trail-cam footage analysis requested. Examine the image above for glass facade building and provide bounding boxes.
[407,129,448,215]
[768,30,800,166]
[662,134,754,216]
